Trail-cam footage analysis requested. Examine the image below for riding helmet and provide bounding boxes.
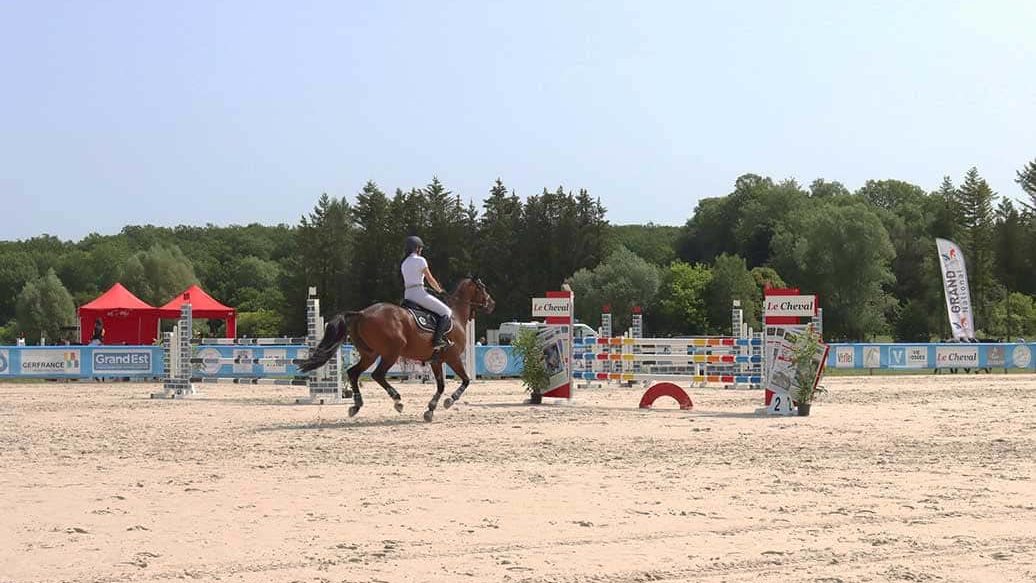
[404,235,425,254]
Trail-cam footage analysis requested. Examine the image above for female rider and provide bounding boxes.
[401,236,452,351]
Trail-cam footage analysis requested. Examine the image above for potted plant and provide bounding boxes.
[511,327,550,404]
[789,324,827,416]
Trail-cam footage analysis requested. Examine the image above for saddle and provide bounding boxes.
[401,300,454,335]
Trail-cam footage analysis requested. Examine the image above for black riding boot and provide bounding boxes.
[432,314,453,352]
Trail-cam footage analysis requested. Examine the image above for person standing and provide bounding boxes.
[90,319,105,345]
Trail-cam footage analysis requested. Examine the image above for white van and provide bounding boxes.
[497,321,597,344]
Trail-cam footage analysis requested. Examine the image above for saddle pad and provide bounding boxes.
[404,306,454,335]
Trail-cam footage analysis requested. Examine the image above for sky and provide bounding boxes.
[1,0,1034,241]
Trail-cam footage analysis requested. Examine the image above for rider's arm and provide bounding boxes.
[423,267,445,294]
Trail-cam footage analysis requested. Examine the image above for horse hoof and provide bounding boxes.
[394,401,404,413]
[343,390,354,399]
[443,397,454,409]
[348,405,361,417]
[423,410,434,422]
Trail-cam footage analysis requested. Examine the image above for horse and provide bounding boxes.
[297,277,495,422]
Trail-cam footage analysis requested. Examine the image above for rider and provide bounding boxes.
[401,236,453,352]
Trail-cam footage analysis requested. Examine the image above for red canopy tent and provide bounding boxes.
[159,284,237,338]
[78,283,161,345]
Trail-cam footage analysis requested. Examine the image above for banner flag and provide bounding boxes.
[935,238,975,340]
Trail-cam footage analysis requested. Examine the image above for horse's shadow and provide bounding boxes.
[255,415,428,432]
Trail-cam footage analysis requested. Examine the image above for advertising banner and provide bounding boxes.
[935,345,979,368]
[20,349,81,375]
[936,238,975,340]
[92,349,154,375]
[763,295,818,318]
[888,346,929,368]
[834,346,855,368]
[531,297,573,318]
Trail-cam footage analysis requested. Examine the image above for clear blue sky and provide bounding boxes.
[2,1,1034,241]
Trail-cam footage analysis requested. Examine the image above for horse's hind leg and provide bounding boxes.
[423,361,446,422]
[345,351,376,417]
[371,356,404,413]
[442,351,470,410]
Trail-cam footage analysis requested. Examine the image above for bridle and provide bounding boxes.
[449,279,492,310]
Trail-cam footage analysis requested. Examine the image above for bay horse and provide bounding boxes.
[297,277,495,422]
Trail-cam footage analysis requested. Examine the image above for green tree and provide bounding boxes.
[1016,158,1036,211]
[476,179,526,327]
[750,267,786,291]
[857,179,941,337]
[809,178,850,199]
[771,201,896,340]
[0,250,39,323]
[15,269,76,342]
[567,246,660,332]
[351,181,399,304]
[121,243,199,306]
[893,299,933,342]
[705,254,760,332]
[953,167,998,330]
[236,309,285,338]
[520,186,608,300]
[654,261,712,335]
[420,177,476,285]
[290,193,355,323]
[994,199,1026,293]
[608,223,678,265]
[987,292,1036,340]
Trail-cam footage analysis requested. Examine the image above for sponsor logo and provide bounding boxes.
[93,350,152,372]
[935,346,979,366]
[907,346,928,367]
[835,347,854,368]
[1012,345,1032,369]
[764,295,817,318]
[863,347,881,368]
[20,350,82,374]
[196,348,223,375]
[531,298,572,318]
[483,348,509,375]
[0,349,8,374]
[986,346,1005,367]
[891,346,928,368]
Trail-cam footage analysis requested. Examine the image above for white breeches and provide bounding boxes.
[404,288,452,318]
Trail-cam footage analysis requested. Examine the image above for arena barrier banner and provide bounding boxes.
[0,344,523,380]
[826,343,1036,370]
[0,346,164,378]
[191,344,313,378]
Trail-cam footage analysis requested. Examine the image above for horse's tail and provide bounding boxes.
[297,312,360,373]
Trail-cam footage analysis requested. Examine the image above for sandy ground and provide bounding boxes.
[1,375,1034,583]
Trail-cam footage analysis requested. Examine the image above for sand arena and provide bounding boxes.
[1,375,1034,582]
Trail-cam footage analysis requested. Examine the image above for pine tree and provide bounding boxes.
[956,167,997,331]
[1016,158,1036,211]
[351,181,397,304]
[994,199,1025,293]
[293,193,354,317]
[477,179,525,326]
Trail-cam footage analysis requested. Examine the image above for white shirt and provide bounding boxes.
[401,254,428,288]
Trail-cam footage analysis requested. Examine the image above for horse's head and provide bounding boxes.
[459,277,495,314]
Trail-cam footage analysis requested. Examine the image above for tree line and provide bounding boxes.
[3,161,1036,344]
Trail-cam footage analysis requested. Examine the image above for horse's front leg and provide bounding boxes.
[423,361,446,422]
